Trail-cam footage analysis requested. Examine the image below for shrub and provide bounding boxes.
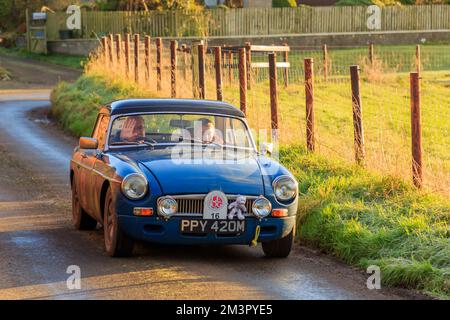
[272,0,297,7]
[0,31,18,48]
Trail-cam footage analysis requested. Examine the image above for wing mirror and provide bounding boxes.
[260,142,273,156]
[79,137,98,150]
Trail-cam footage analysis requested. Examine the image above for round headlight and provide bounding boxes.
[157,196,178,218]
[121,173,148,200]
[273,175,298,202]
[252,197,272,219]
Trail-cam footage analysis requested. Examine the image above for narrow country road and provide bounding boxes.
[0,55,421,300]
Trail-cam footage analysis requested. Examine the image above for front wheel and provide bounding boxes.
[262,227,295,258]
[103,188,134,257]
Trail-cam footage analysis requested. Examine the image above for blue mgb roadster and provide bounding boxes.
[70,99,298,257]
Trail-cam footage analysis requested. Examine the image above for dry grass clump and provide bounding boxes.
[0,64,11,81]
[358,55,392,84]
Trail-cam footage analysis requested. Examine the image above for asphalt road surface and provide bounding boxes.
[0,55,422,300]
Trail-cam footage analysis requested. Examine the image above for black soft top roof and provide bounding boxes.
[107,99,245,117]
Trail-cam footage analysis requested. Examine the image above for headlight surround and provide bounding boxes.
[252,197,272,219]
[157,196,178,218]
[272,175,298,202]
[121,173,148,200]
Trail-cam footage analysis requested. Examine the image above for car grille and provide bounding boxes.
[168,194,257,216]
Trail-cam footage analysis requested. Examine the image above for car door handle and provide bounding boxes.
[81,153,87,159]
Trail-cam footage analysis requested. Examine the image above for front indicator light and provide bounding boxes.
[133,207,153,216]
[272,209,288,217]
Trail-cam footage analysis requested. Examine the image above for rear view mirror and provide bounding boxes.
[79,137,98,150]
[169,119,192,128]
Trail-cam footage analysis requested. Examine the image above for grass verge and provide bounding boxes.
[0,47,85,70]
[51,74,152,136]
[280,146,449,299]
[51,73,449,299]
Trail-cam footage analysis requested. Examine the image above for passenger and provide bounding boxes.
[199,118,224,145]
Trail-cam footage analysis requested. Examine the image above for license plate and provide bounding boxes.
[180,219,245,234]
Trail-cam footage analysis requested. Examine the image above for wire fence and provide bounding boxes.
[89,36,449,195]
[249,44,450,82]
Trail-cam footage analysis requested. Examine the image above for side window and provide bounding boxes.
[91,115,103,138]
[231,119,250,148]
[92,114,110,149]
[97,116,110,149]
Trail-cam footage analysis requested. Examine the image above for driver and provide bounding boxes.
[199,118,223,144]
[119,116,145,142]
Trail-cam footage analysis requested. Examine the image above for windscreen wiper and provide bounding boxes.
[181,137,222,148]
[110,141,155,149]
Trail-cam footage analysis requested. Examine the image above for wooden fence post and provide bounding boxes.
[283,43,289,88]
[108,34,114,66]
[238,48,247,114]
[369,43,374,65]
[198,43,206,99]
[170,40,177,98]
[323,44,328,82]
[181,44,188,80]
[144,35,151,82]
[410,72,423,188]
[305,58,315,152]
[115,34,122,66]
[268,53,278,140]
[214,47,223,101]
[156,37,162,91]
[350,65,365,166]
[124,33,131,78]
[245,42,251,90]
[101,37,108,65]
[25,8,30,51]
[134,34,140,83]
[416,44,421,73]
[228,50,233,84]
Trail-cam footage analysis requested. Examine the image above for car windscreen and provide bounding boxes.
[108,113,253,149]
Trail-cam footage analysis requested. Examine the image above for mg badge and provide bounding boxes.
[203,190,227,220]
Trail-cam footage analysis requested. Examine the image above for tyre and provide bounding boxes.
[103,188,134,257]
[72,180,97,230]
[262,227,295,258]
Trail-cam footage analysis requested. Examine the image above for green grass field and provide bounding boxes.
[249,44,450,82]
[221,71,449,194]
[0,47,85,70]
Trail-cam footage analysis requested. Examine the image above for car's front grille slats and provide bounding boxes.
[168,194,257,216]
[178,198,203,214]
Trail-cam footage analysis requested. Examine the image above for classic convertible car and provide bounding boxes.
[70,99,298,257]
